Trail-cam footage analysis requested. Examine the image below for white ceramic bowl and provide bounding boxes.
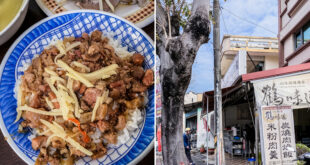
[0,0,29,45]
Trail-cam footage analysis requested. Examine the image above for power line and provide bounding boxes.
[220,7,229,35]
[221,6,277,35]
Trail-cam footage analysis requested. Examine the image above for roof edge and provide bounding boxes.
[242,63,310,82]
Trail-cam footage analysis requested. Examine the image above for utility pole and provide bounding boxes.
[213,0,225,164]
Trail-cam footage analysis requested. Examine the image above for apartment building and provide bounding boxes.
[279,0,310,66]
[221,35,279,88]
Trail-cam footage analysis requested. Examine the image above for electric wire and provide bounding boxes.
[220,7,229,35]
[220,6,277,35]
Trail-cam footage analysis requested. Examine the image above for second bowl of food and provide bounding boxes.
[0,10,154,164]
[0,0,29,45]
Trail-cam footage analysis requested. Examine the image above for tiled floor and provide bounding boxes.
[224,153,248,165]
[194,153,248,165]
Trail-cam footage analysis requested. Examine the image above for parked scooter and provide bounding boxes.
[298,152,310,165]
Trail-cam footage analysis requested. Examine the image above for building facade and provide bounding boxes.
[279,0,310,66]
[183,92,216,149]
[183,92,202,148]
[221,35,279,88]
[202,35,280,157]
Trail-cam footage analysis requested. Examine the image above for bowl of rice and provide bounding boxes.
[0,10,154,164]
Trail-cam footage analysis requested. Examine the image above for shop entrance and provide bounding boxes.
[294,108,310,147]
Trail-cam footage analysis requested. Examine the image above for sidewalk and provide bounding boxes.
[156,149,248,165]
[155,149,211,165]
[224,153,248,165]
[191,148,248,165]
[191,149,209,165]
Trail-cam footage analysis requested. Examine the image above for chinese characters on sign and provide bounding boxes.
[261,106,296,165]
[253,73,310,108]
[261,83,306,106]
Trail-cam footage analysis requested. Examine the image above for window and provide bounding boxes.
[296,32,302,48]
[304,23,310,43]
[295,21,310,49]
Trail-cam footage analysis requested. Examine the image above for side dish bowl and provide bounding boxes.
[0,0,29,45]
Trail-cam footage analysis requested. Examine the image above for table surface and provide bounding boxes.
[0,0,154,164]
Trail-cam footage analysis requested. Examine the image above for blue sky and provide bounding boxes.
[186,0,278,93]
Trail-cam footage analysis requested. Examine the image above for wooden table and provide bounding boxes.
[0,0,154,164]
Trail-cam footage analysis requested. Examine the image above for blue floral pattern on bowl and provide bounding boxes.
[0,10,154,165]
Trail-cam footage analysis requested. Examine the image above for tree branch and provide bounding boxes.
[170,14,180,36]
[172,0,176,14]
[176,0,185,17]
[166,5,172,38]
[156,0,169,58]
[156,22,168,39]
[165,0,210,62]
[156,0,168,39]
[184,0,211,45]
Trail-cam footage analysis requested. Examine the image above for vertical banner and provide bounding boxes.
[261,106,297,165]
[155,55,162,118]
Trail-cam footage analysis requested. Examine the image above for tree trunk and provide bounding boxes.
[161,94,187,164]
[156,0,211,164]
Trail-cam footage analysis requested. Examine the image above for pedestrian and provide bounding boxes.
[245,124,255,157]
[184,128,194,165]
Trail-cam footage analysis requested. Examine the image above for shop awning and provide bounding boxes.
[184,101,203,113]
[202,84,243,116]
[242,63,310,82]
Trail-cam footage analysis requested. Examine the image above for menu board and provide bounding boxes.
[261,106,297,165]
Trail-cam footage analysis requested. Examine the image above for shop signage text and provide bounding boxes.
[261,106,296,165]
[253,73,310,108]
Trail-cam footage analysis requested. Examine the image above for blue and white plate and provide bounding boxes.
[0,10,154,165]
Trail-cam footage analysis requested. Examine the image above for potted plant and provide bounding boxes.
[296,143,310,165]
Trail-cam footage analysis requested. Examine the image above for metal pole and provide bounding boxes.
[255,110,259,165]
[206,96,209,164]
[213,0,225,164]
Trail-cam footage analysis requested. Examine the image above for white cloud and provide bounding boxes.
[220,0,278,37]
[251,14,278,37]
